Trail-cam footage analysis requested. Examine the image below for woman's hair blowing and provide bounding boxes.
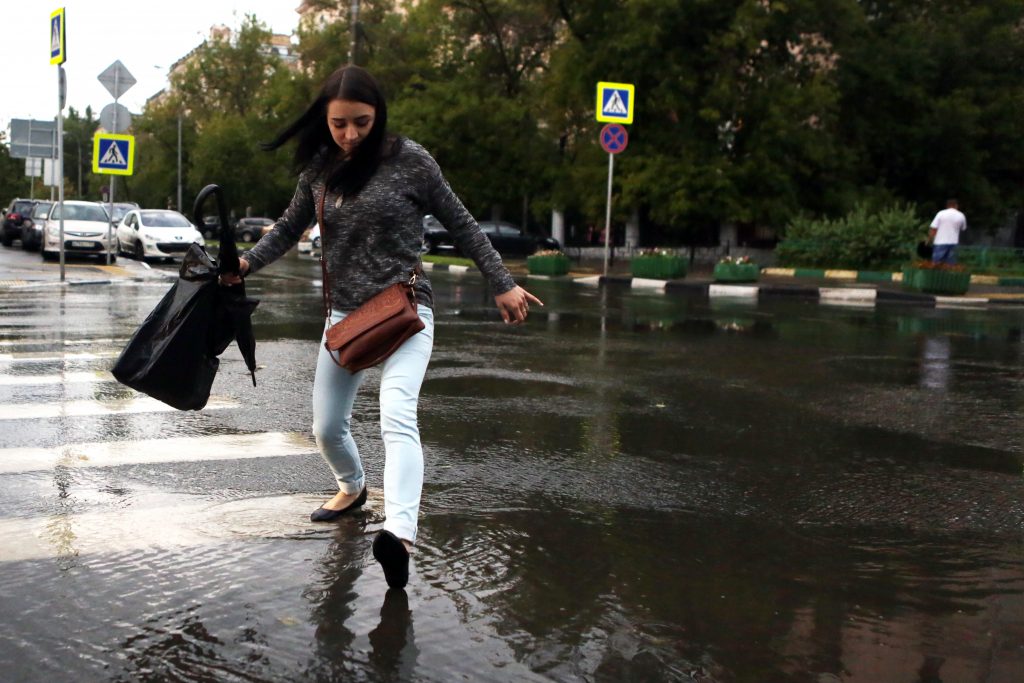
[263,65,394,197]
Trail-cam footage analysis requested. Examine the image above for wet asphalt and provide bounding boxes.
[0,248,1023,682]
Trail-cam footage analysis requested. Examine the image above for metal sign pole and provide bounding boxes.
[57,66,65,282]
[603,152,614,277]
[28,120,35,199]
[106,71,119,266]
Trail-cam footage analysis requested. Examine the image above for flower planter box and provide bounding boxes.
[713,262,760,283]
[526,253,571,276]
[901,266,970,295]
[630,255,687,279]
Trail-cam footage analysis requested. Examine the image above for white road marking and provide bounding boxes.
[0,371,110,386]
[0,338,124,348]
[0,351,120,363]
[0,396,237,421]
[0,431,316,474]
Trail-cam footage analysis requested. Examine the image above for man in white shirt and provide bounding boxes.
[929,199,967,264]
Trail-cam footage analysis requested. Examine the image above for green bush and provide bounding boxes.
[776,203,923,270]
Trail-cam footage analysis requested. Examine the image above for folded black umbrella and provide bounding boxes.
[111,185,259,410]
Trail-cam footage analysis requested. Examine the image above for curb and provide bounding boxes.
[763,267,1024,288]
[415,264,1023,309]
[420,261,474,275]
[571,275,1024,309]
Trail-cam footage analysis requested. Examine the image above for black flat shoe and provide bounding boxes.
[310,486,368,522]
[372,530,410,589]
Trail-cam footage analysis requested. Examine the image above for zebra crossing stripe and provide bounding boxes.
[0,371,109,386]
[0,338,124,348]
[0,431,315,474]
[0,396,238,421]
[0,351,121,363]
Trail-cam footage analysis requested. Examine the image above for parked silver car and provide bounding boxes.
[40,201,115,262]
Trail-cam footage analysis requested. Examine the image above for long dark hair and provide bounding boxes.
[263,65,397,197]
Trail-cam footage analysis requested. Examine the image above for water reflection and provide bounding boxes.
[304,532,418,682]
[920,336,952,391]
[367,590,417,680]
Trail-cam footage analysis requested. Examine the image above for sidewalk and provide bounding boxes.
[0,249,173,289]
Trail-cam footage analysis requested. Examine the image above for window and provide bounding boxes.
[51,204,109,222]
[141,211,191,228]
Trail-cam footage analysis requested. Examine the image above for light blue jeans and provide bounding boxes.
[312,305,434,543]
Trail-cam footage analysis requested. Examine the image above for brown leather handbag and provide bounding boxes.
[318,189,425,372]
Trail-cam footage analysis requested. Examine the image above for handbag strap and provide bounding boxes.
[317,186,423,323]
[318,188,333,320]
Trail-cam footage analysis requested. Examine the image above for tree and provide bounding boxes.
[0,132,27,203]
[133,15,302,218]
[62,107,100,200]
[835,0,1024,230]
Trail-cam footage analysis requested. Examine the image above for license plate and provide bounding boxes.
[70,241,94,248]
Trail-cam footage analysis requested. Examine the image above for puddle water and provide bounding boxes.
[1,268,1022,680]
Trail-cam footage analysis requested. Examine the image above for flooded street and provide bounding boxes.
[1,251,1022,681]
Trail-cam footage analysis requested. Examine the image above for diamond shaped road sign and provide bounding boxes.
[98,60,136,100]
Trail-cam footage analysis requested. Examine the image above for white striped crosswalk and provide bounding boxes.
[0,396,238,420]
[0,351,121,363]
[0,329,317,563]
[0,432,315,474]
[0,371,109,386]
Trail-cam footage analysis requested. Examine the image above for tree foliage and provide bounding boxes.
[122,0,1024,242]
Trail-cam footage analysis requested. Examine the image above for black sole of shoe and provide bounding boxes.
[372,530,410,589]
[310,486,368,522]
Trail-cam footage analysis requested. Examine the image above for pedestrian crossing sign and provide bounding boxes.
[50,8,66,65]
[596,81,634,124]
[92,134,135,176]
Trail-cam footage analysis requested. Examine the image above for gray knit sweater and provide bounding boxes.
[244,138,516,311]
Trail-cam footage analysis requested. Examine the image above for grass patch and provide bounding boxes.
[423,254,474,267]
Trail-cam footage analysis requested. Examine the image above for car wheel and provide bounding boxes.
[134,241,145,262]
[240,230,256,242]
[312,236,321,250]
[41,249,56,262]
[0,233,12,247]
[420,236,431,254]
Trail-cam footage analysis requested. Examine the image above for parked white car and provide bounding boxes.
[41,201,115,262]
[116,209,204,262]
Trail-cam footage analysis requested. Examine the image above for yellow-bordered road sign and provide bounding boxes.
[596,82,634,124]
[50,8,66,65]
[93,134,135,176]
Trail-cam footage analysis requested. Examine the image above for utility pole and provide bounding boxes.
[177,111,182,211]
[348,0,360,63]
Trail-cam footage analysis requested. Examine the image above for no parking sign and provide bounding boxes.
[599,124,628,154]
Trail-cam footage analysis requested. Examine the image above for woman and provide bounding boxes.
[220,65,542,589]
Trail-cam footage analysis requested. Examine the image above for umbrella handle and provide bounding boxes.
[193,184,240,275]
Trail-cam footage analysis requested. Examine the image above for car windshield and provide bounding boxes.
[110,204,137,222]
[13,201,34,214]
[51,204,109,222]
[32,203,51,218]
[140,211,191,228]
